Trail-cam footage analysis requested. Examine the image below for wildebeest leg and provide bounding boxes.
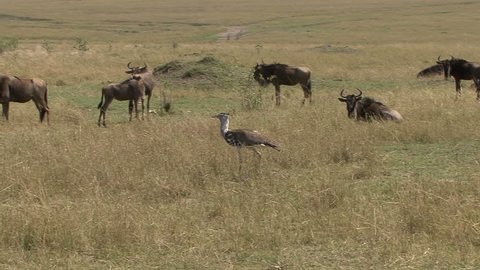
[32,96,49,123]
[32,99,44,122]
[274,83,281,106]
[132,98,139,121]
[455,79,462,100]
[146,94,151,115]
[128,100,134,116]
[307,79,312,104]
[2,102,9,121]
[140,98,145,120]
[99,97,113,127]
[97,111,103,127]
[475,79,480,101]
[301,83,312,105]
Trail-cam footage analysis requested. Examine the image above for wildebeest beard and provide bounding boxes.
[253,68,271,87]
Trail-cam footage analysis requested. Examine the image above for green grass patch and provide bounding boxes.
[380,140,480,182]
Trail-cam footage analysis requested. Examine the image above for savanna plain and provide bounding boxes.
[1,0,480,269]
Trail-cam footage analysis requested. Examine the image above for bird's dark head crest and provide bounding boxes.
[212,112,230,119]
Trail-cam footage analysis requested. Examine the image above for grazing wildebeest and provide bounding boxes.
[125,62,155,114]
[0,75,49,123]
[253,62,312,106]
[97,76,145,127]
[417,64,448,79]
[338,89,403,122]
[436,56,480,100]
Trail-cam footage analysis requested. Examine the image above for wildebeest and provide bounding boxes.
[97,76,145,127]
[0,75,49,123]
[436,56,480,100]
[338,89,403,122]
[416,64,448,79]
[253,62,312,106]
[125,62,155,113]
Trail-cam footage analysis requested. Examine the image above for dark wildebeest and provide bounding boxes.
[125,62,155,114]
[338,89,403,122]
[97,76,145,127]
[436,56,480,100]
[416,64,448,79]
[0,75,49,123]
[253,63,312,106]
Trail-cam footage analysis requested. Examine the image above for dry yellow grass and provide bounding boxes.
[0,0,480,269]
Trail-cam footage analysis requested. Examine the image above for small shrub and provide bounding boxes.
[241,87,263,110]
[182,67,205,78]
[197,56,217,65]
[0,37,18,54]
[73,37,89,52]
[153,60,183,75]
[41,40,53,53]
[55,80,67,86]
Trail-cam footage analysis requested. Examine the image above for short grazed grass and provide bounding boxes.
[0,0,480,269]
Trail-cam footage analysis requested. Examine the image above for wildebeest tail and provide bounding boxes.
[32,78,49,111]
[97,91,104,109]
[0,76,9,98]
[44,83,49,110]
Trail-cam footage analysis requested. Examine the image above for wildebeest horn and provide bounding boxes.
[127,62,134,69]
[437,55,441,61]
[340,89,347,98]
[355,88,363,97]
[142,62,147,69]
[450,55,454,60]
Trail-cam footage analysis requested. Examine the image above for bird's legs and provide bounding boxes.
[237,148,243,180]
[250,148,262,173]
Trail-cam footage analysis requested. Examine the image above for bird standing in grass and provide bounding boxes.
[212,112,280,177]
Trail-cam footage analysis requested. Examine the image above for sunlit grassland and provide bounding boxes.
[1,0,480,269]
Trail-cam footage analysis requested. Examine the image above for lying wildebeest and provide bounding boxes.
[416,64,447,79]
[0,74,49,123]
[253,62,312,106]
[338,89,403,122]
[436,56,480,100]
[125,62,155,113]
[97,76,145,127]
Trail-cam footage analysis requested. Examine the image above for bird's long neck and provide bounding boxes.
[219,117,230,137]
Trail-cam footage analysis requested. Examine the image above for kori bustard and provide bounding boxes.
[212,112,280,176]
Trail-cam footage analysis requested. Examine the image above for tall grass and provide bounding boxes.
[0,0,480,268]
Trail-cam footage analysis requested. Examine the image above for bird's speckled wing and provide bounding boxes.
[227,129,280,150]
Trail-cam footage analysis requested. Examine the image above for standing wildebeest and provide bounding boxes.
[97,76,145,127]
[0,75,49,123]
[436,56,480,100]
[338,89,403,122]
[125,62,155,114]
[253,63,312,106]
[417,64,448,79]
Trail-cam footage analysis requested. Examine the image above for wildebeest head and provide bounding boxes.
[338,89,362,119]
[338,89,403,122]
[126,62,148,76]
[436,55,454,80]
[253,63,270,87]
